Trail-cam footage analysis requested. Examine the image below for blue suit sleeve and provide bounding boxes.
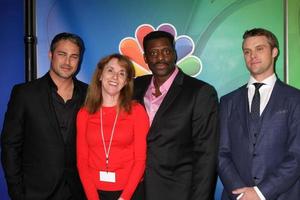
[218,96,247,199]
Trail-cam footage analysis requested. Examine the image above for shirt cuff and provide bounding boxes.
[254,186,266,200]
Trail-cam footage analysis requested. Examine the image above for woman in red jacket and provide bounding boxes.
[77,53,149,200]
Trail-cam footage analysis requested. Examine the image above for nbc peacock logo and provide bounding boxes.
[119,23,202,77]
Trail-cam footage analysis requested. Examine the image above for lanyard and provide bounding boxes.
[100,107,119,171]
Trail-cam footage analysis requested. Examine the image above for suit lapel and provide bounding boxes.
[236,86,250,140]
[256,80,281,144]
[233,85,255,153]
[39,75,64,142]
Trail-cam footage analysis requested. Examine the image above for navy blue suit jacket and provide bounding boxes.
[218,79,300,200]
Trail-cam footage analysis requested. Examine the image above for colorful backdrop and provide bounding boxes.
[36,1,284,199]
[36,0,285,97]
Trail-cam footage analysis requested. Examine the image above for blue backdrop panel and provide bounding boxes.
[0,0,25,199]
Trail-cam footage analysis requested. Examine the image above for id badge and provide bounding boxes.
[99,171,116,183]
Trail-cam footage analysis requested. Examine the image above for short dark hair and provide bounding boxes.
[143,30,175,52]
[242,28,279,50]
[50,32,85,58]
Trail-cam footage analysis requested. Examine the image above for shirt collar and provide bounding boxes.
[247,73,277,88]
[149,67,179,92]
[46,72,80,98]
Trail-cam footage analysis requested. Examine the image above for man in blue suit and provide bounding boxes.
[218,28,300,200]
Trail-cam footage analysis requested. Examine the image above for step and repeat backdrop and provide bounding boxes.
[36,0,284,98]
[35,1,284,199]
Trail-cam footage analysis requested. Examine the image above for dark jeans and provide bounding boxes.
[97,182,144,200]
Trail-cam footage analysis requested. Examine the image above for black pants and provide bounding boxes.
[97,182,144,200]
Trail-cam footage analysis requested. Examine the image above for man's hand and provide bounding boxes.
[232,187,260,200]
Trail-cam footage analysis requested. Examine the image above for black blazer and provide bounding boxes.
[134,69,219,200]
[1,73,87,200]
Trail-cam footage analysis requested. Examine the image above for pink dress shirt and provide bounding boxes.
[144,67,179,124]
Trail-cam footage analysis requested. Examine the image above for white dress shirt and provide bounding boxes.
[247,74,277,115]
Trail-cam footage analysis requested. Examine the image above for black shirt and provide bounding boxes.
[48,76,81,143]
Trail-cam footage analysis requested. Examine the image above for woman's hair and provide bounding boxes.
[84,53,135,114]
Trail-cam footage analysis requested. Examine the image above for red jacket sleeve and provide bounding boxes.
[120,103,149,200]
[77,108,100,200]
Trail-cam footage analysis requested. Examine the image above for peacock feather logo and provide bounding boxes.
[119,23,202,77]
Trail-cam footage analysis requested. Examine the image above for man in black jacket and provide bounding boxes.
[134,30,219,200]
[1,32,87,200]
